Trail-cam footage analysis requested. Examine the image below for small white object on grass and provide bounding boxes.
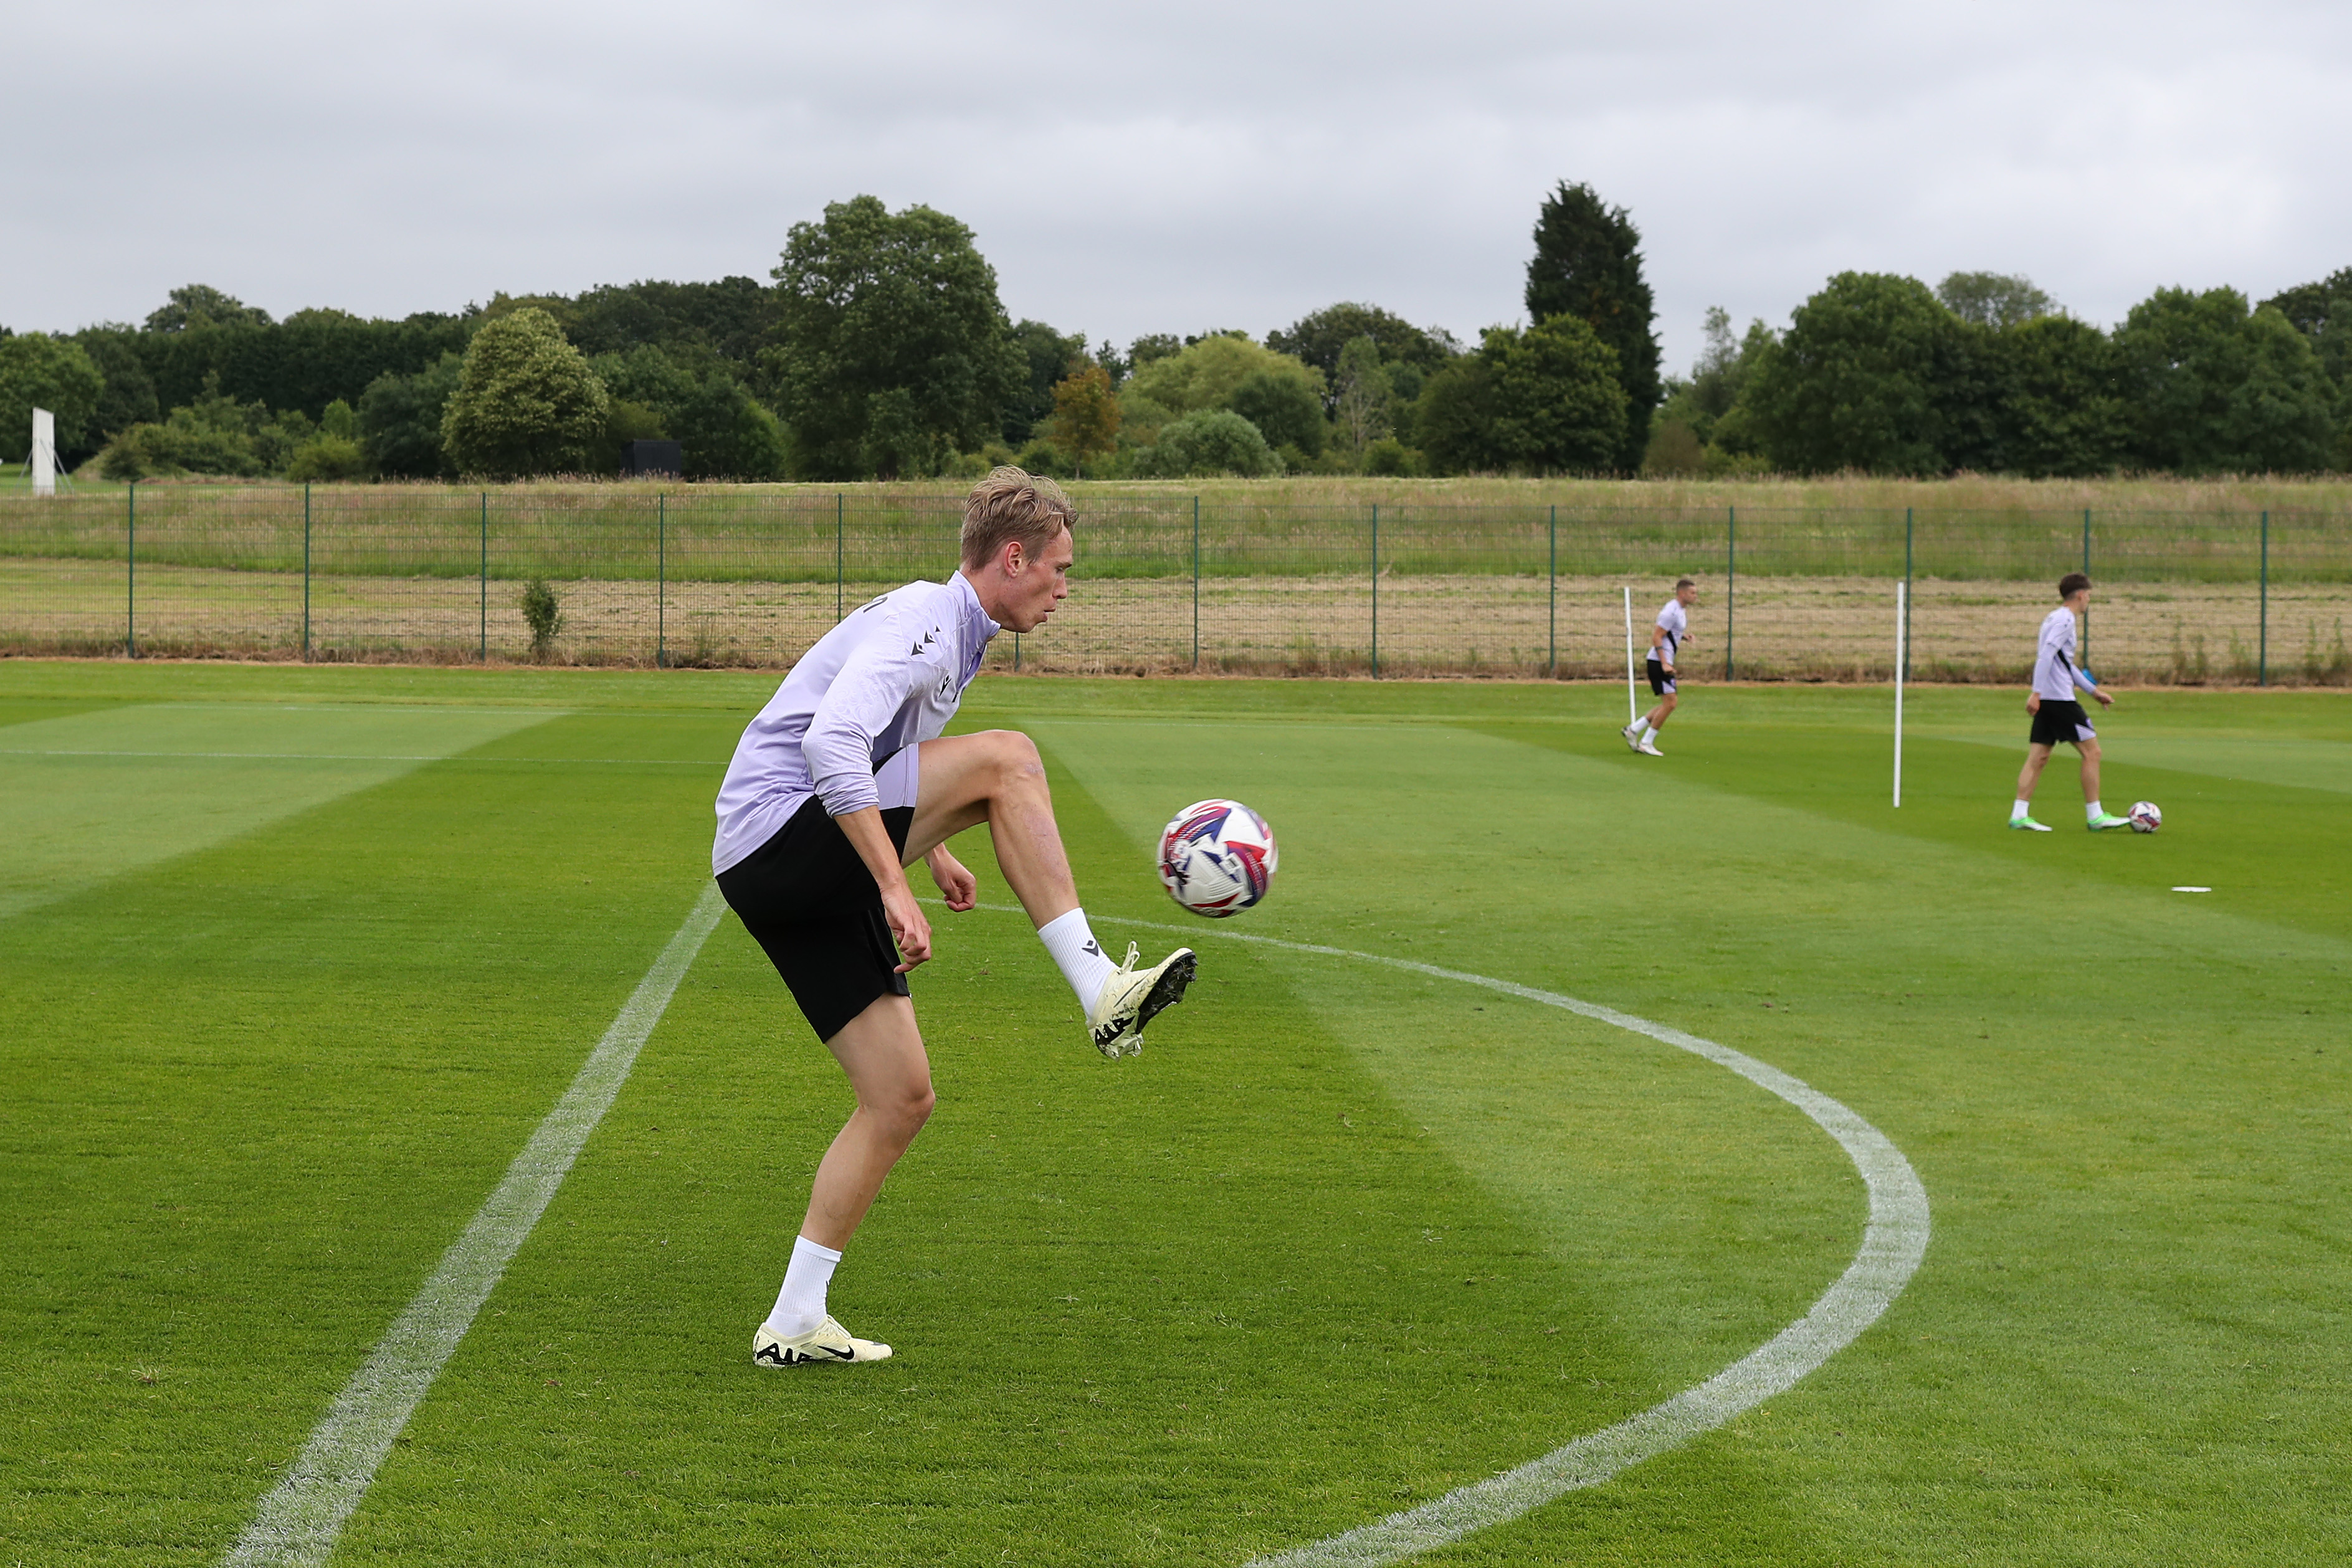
[2173,886,2213,893]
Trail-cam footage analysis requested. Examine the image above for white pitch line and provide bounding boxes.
[945,900,1931,1567]
[220,885,725,1568]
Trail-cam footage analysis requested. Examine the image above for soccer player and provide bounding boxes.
[712,467,1197,1368]
[1622,577,1699,756]
[2009,572,2130,832]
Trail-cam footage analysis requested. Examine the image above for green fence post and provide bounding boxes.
[2259,510,2269,687]
[1014,632,1021,672]
[2080,507,2092,670]
[657,493,666,670]
[1903,505,1913,683]
[479,492,488,662]
[302,483,312,660]
[1191,495,1200,671]
[836,493,844,622]
[126,481,136,658]
[1548,503,1558,677]
[1369,503,1379,678]
[1725,505,1735,680]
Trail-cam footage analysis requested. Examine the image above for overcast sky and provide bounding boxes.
[8,0,2350,374]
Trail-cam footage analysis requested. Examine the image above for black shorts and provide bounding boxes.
[716,796,915,1043]
[2030,699,2096,748]
[1645,658,1677,696]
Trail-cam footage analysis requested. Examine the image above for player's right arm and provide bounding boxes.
[836,807,930,970]
[803,600,943,968]
[1649,622,1674,673]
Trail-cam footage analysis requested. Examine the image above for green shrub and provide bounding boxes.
[520,578,564,658]
[1014,438,1069,477]
[1363,438,1418,477]
[284,434,366,482]
[96,375,285,479]
[1142,410,1280,477]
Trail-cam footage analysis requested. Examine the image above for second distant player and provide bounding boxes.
[1623,577,1700,756]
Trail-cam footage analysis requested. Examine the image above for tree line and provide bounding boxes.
[2,186,2346,481]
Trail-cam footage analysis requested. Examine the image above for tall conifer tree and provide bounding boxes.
[1525,182,1661,472]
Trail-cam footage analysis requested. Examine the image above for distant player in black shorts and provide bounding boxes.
[1622,577,1698,756]
[710,468,1197,1367]
[2010,573,2130,832]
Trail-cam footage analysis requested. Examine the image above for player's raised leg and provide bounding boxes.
[907,728,1194,1058]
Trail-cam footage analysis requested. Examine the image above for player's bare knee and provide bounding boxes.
[988,729,1047,792]
[893,1080,937,1134]
[864,1076,935,1139]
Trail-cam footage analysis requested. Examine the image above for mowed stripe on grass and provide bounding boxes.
[1,702,739,1564]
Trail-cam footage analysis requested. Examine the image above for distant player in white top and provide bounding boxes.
[2009,573,2129,832]
[711,468,1197,1368]
[1622,577,1699,756]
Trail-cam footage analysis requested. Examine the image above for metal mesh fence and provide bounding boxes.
[2,487,2346,684]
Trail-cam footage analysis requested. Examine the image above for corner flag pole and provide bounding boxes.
[1893,579,1907,808]
[1623,586,1637,726]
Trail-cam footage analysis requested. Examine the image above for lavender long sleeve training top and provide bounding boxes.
[712,573,1001,876]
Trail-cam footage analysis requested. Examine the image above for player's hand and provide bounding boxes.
[2026,693,2041,715]
[927,848,977,911]
[2095,689,2114,708]
[880,881,933,972]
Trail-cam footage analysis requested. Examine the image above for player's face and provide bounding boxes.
[1001,527,1074,633]
[1678,584,1701,606]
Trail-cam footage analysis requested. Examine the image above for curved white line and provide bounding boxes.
[953,901,1931,1567]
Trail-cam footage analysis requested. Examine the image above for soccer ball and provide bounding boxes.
[1157,799,1278,918]
[2128,801,2163,834]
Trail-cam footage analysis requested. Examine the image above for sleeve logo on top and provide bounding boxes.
[910,628,938,657]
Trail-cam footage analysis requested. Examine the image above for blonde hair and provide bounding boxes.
[961,466,1075,570]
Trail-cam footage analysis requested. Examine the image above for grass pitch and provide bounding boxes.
[2,661,2346,1565]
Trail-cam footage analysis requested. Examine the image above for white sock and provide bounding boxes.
[2086,801,2103,822]
[1039,907,1118,1005]
[1641,725,1657,742]
[2013,799,2032,819]
[763,1234,842,1338]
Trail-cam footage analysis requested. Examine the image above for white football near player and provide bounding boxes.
[1157,799,1278,917]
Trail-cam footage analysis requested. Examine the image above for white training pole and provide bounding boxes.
[1623,586,1638,725]
[1893,580,1906,808]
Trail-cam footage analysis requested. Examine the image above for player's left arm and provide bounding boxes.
[2075,664,2113,708]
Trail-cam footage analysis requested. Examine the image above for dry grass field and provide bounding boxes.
[6,555,2346,684]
